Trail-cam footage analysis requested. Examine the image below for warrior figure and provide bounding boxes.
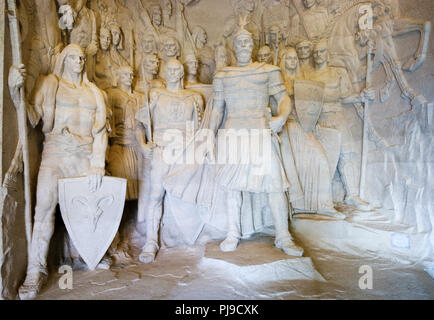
[9,45,108,299]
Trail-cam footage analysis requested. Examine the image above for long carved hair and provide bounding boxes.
[54,44,90,83]
[108,21,124,51]
[279,47,301,93]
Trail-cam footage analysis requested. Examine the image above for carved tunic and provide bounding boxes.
[146,88,202,148]
[213,63,292,193]
[106,89,145,200]
[280,77,334,211]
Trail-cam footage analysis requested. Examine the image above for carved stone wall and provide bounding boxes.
[0,0,432,299]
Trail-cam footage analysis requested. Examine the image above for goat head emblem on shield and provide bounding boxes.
[59,177,126,270]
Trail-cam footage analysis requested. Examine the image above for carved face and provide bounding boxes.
[165,60,184,84]
[296,41,312,60]
[234,34,254,65]
[257,46,272,64]
[243,0,255,13]
[185,59,198,76]
[163,39,179,58]
[269,27,280,46]
[142,37,156,54]
[143,55,160,75]
[111,29,121,47]
[119,69,134,87]
[313,42,328,66]
[285,51,298,71]
[302,0,317,9]
[65,53,86,74]
[100,29,111,51]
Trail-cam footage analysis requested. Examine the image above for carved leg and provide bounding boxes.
[331,119,372,211]
[138,156,168,264]
[19,167,59,300]
[269,192,303,256]
[338,154,372,211]
[219,191,242,252]
[393,18,431,72]
[138,189,165,264]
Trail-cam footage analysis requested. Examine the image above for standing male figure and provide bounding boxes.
[8,44,108,299]
[296,39,314,77]
[136,59,203,263]
[136,53,165,94]
[308,40,375,210]
[257,46,273,64]
[211,27,304,256]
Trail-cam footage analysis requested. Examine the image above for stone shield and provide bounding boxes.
[58,177,127,270]
[294,79,325,133]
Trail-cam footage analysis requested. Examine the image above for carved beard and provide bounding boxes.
[236,49,252,64]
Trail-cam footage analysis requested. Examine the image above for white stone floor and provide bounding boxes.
[36,232,434,300]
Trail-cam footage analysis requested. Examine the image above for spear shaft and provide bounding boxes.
[6,0,32,258]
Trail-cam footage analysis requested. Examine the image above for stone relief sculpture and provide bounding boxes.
[210,26,304,256]
[58,176,126,270]
[261,0,297,46]
[136,58,203,263]
[214,44,230,74]
[59,0,99,81]
[106,66,147,255]
[265,24,286,65]
[278,48,344,219]
[158,35,181,78]
[366,1,429,107]
[26,0,64,95]
[107,20,129,67]
[146,3,177,41]
[307,40,375,210]
[94,25,117,90]
[378,0,430,73]
[136,53,165,95]
[257,45,273,64]
[183,53,213,103]
[107,66,145,202]
[224,0,261,60]
[294,0,330,41]
[191,26,215,84]
[135,33,158,79]
[8,44,108,299]
[295,39,314,77]
[1,0,432,300]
